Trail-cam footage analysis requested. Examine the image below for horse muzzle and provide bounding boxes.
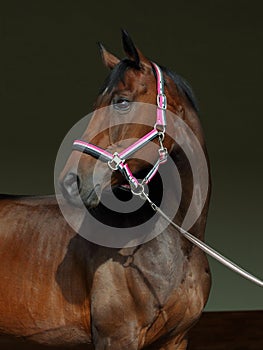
[59,171,101,208]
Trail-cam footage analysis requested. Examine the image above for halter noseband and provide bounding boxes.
[72,62,168,191]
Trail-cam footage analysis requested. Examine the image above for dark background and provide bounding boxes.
[1,1,262,311]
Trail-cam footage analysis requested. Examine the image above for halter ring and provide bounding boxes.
[154,124,166,133]
[130,182,145,197]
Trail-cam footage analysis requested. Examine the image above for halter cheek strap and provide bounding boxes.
[152,62,167,130]
[72,62,168,189]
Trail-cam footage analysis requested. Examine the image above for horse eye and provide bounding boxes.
[113,98,130,111]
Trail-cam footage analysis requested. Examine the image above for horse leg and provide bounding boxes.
[154,335,188,350]
[91,294,141,350]
[93,337,139,350]
[92,324,140,350]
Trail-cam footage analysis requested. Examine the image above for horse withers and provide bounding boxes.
[0,31,211,349]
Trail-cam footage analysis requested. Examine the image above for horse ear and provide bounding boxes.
[121,29,140,66]
[98,42,120,70]
[121,29,151,68]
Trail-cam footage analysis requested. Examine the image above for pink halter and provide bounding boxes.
[73,62,167,190]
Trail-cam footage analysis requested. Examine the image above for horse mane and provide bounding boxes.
[159,65,199,112]
[99,58,199,112]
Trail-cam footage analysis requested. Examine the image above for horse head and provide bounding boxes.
[59,30,207,217]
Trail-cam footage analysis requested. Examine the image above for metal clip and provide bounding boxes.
[108,152,123,171]
[143,192,158,211]
[159,147,168,163]
[158,132,165,144]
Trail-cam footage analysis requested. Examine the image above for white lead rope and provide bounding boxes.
[138,190,263,288]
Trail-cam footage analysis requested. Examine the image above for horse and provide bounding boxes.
[0,31,211,349]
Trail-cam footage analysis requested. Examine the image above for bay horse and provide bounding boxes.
[0,31,211,349]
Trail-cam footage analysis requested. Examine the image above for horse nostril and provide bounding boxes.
[62,172,80,198]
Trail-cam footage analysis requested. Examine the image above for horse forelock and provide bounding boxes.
[98,59,140,96]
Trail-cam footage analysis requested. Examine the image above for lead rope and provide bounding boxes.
[131,187,263,288]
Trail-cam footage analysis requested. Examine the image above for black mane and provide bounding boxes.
[160,65,199,112]
[99,59,199,112]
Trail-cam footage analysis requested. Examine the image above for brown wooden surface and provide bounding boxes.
[0,311,262,349]
[188,310,263,350]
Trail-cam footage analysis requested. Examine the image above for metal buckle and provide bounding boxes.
[157,93,167,110]
[108,152,123,171]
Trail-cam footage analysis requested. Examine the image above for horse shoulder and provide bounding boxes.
[0,195,92,346]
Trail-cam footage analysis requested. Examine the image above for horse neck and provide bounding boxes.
[168,104,211,241]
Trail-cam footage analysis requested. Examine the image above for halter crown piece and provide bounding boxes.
[72,63,263,288]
